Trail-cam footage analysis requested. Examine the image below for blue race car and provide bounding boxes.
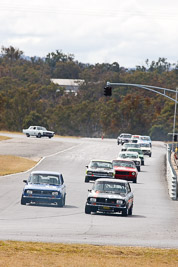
[21,171,66,207]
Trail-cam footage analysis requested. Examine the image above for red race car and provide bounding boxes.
[112,159,138,183]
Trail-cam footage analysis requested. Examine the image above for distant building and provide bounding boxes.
[51,79,85,94]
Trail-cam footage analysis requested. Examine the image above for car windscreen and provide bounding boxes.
[140,143,150,147]
[141,137,150,141]
[90,161,113,169]
[122,135,131,138]
[94,181,127,194]
[29,174,61,185]
[125,143,140,148]
[113,160,135,168]
[119,153,138,159]
[127,149,143,155]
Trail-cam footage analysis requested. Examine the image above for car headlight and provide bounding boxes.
[87,171,92,175]
[90,197,96,203]
[132,172,136,176]
[26,190,33,195]
[52,192,58,196]
[116,200,123,205]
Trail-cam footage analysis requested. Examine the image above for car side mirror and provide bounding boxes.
[23,180,28,184]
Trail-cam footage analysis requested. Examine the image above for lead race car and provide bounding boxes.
[85,178,134,216]
[23,126,55,138]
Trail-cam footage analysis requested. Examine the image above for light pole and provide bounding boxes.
[106,82,178,144]
[172,87,178,149]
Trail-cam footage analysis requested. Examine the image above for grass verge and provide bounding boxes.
[0,155,37,176]
[0,135,11,141]
[0,241,177,267]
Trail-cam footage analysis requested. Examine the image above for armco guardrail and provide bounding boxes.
[166,144,177,200]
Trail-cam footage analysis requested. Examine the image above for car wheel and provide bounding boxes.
[149,154,151,157]
[137,166,141,172]
[37,133,41,138]
[141,161,144,166]
[26,134,30,137]
[122,207,128,217]
[128,205,133,215]
[85,177,89,183]
[85,204,91,214]
[133,178,137,183]
[21,196,26,205]
[63,195,66,206]
[57,197,64,207]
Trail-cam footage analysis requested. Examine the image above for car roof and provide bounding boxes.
[95,178,128,184]
[131,135,140,138]
[112,159,135,163]
[90,159,112,163]
[119,151,138,155]
[31,171,62,176]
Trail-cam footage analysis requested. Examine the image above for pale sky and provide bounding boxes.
[0,0,178,67]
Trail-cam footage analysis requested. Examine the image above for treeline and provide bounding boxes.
[0,46,178,140]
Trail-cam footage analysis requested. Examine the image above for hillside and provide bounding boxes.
[0,46,178,140]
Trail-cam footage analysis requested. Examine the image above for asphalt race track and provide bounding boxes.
[0,134,178,248]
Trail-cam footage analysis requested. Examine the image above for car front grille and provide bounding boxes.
[91,172,111,177]
[115,171,130,175]
[95,198,117,204]
[26,190,54,195]
[44,132,52,136]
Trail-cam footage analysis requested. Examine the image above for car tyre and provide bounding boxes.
[128,205,133,215]
[21,196,26,205]
[63,195,66,206]
[149,154,151,157]
[26,133,30,137]
[122,207,128,217]
[57,197,65,207]
[37,133,41,138]
[133,178,137,183]
[137,166,141,172]
[141,161,144,166]
[85,204,91,214]
[85,177,89,183]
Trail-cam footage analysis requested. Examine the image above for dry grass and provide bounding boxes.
[0,135,11,141]
[0,155,37,175]
[0,241,177,267]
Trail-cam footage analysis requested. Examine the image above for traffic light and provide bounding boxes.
[104,86,112,96]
